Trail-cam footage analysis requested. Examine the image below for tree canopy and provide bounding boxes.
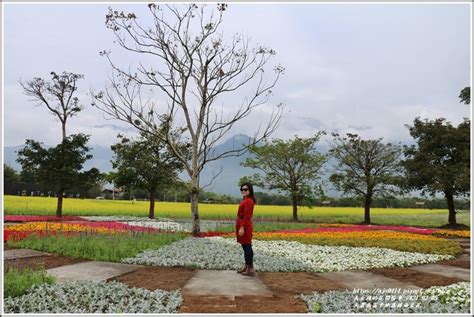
[16,134,101,216]
[20,71,84,140]
[402,117,470,227]
[241,133,326,221]
[459,86,470,105]
[329,133,403,224]
[110,131,184,218]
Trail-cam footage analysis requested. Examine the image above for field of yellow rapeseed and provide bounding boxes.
[3,195,470,227]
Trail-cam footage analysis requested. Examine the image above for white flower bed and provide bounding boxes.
[82,216,176,222]
[122,221,183,231]
[122,237,453,272]
[81,216,230,232]
[300,282,471,313]
[82,216,184,231]
[4,281,182,314]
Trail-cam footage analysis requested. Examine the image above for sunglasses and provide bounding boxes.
[240,188,249,192]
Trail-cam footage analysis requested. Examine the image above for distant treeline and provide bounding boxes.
[5,178,469,210]
[254,192,470,210]
[133,188,470,210]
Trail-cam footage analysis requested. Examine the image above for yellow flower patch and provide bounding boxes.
[6,222,125,234]
[432,230,470,238]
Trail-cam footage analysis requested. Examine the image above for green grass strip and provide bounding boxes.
[214,222,320,233]
[4,267,55,298]
[7,232,187,262]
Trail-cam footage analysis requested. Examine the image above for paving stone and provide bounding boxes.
[459,254,471,261]
[4,249,50,260]
[314,270,421,291]
[46,261,143,282]
[183,270,272,296]
[409,264,470,281]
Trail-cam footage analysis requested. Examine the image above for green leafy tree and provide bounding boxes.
[459,87,470,105]
[329,133,403,224]
[110,131,184,219]
[19,169,36,183]
[241,133,326,221]
[4,164,20,185]
[402,118,470,227]
[68,169,105,199]
[16,134,101,216]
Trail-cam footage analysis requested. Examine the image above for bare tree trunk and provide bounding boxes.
[445,192,457,227]
[190,177,200,235]
[292,193,298,222]
[56,189,64,217]
[363,195,372,224]
[149,189,155,219]
[62,120,67,141]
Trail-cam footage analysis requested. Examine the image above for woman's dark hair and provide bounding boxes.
[240,182,256,203]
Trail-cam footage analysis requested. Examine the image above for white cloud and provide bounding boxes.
[3,3,470,150]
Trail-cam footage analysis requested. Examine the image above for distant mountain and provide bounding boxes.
[4,134,337,196]
[197,134,256,195]
[3,134,258,196]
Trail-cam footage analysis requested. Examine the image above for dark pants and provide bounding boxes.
[241,244,253,266]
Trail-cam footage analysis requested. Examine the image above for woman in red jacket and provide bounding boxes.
[236,182,256,276]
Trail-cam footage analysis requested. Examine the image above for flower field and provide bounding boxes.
[4,211,470,314]
[316,223,470,238]
[300,282,471,313]
[4,281,182,313]
[122,237,454,272]
[4,220,161,243]
[249,230,463,256]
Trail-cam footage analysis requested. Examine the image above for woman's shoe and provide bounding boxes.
[241,267,256,277]
[237,265,247,274]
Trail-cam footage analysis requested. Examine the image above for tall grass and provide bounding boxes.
[7,231,187,262]
[215,222,320,233]
[4,267,55,298]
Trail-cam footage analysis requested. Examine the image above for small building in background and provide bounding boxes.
[415,201,425,209]
[101,188,124,200]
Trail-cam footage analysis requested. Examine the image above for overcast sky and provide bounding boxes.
[3,3,471,150]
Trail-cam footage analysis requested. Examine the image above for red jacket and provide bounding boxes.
[236,197,254,244]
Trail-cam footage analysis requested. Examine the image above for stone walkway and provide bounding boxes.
[448,237,470,260]
[314,270,422,290]
[5,245,470,290]
[4,237,471,312]
[182,270,272,296]
[4,249,50,260]
[46,261,143,283]
[409,263,470,280]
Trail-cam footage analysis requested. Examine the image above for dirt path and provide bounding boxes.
[4,235,470,313]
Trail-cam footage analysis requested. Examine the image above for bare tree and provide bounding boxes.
[91,4,284,234]
[20,71,85,141]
